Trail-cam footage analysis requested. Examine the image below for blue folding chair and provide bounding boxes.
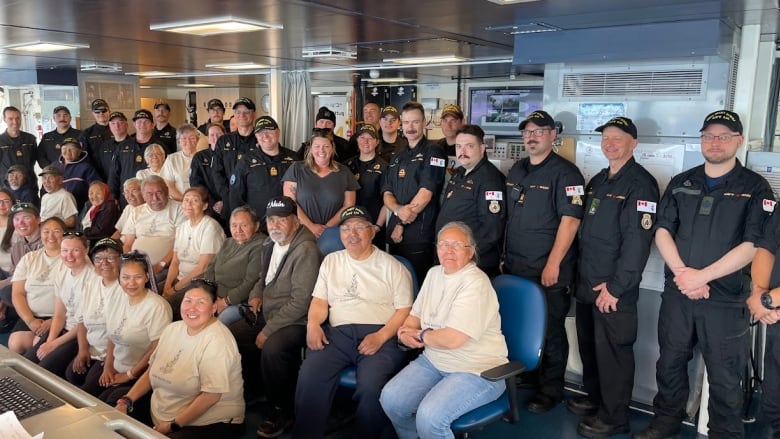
[450,274,547,435]
[317,226,345,255]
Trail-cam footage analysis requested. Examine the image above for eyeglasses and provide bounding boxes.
[700,133,739,142]
[339,224,372,233]
[436,241,472,251]
[520,128,552,137]
[93,255,119,264]
[0,199,12,205]
[11,202,35,213]
[93,109,108,114]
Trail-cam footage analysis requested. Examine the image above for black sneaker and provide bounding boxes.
[257,407,292,438]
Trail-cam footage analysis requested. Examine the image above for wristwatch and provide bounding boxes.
[117,396,134,413]
[170,420,182,432]
[761,292,779,310]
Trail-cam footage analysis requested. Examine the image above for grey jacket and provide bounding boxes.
[249,225,323,337]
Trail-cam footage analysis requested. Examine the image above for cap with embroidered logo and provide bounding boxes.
[132,109,153,121]
[699,110,743,134]
[108,111,127,121]
[254,116,279,133]
[233,97,256,111]
[340,205,373,225]
[381,106,399,118]
[595,117,638,139]
[441,104,464,120]
[265,196,296,218]
[61,137,81,148]
[38,165,62,177]
[91,99,108,112]
[316,107,336,124]
[519,110,555,130]
[357,124,378,139]
[53,106,70,115]
[207,99,225,111]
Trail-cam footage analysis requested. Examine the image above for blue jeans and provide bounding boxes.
[217,305,242,325]
[380,354,505,439]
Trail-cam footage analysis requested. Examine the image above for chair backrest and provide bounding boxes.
[492,274,546,371]
[393,255,420,298]
[317,226,345,255]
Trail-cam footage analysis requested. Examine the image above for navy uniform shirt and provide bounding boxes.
[79,123,113,179]
[153,124,177,155]
[197,119,231,136]
[437,137,456,157]
[378,136,407,163]
[576,157,659,306]
[37,127,81,168]
[229,145,298,219]
[108,137,146,202]
[189,148,219,204]
[655,160,773,303]
[0,130,38,190]
[345,155,388,223]
[504,152,585,285]
[758,208,780,289]
[212,132,257,213]
[381,138,447,245]
[333,135,356,165]
[436,156,506,271]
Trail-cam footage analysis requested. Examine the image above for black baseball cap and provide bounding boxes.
[91,99,108,112]
[699,110,743,134]
[595,117,638,139]
[316,107,336,124]
[109,111,127,121]
[61,137,81,148]
[340,206,373,225]
[254,116,279,133]
[153,102,171,111]
[90,237,123,257]
[233,97,256,111]
[441,104,464,120]
[356,124,378,139]
[132,109,153,121]
[53,106,70,115]
[381,105,399,118]
[265,196,297,218]
[519,110,555,130]
[207,98,225,111]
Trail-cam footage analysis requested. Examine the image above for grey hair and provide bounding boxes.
[123,177,141,191]
[176,123,199,139]
[143,143,166,160]
[141,174,168,194]
[230,205,260,225]
[437,221,478,263]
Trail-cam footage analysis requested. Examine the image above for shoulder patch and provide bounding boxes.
[430,157,446,167]
[565,185,584,196]
[485,191,503,201]
[637,200,657,213]
[764,199,776,213]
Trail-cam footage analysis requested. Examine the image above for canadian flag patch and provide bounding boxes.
[763,199,776,213]
[429,157,446,167]
[485,191,503,201]
[565,185,584,196]
[637,200,657,213]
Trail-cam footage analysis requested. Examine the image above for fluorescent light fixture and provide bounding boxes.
[177,83,214,88]
[3,41,89,52]
[485,0,542,4]
[302,47,356,59]
[125,71,177,77]
[205,62,269,70]
[139,86,152,89]
[303,57,512,73]
[150,16,282,36]
[486,23,561,34]
[383,55,470,64]
[361,77,416,83]
[81,62,122,73]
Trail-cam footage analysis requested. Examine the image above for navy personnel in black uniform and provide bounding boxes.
[348,101,382,154]
[0,106,38,193]
[212,97,257,221]
[197,98,231,136]
[315,106,354,163]
[436,104,465,157]
[382,101,446,281]
[79,99,113,180]
[106,112,146,204]
[634,110,774,439]
[504,110,584,414]
[344,124,388,246]
[130,109,163,153]
[572,117,659,438]
[229,116,298,226]
[378,105,407,162]
[152,102,177,155]
[37,106,81,169]
[435,124,505,277]
[190,123,225,216]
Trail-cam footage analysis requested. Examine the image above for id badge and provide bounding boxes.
[588,198,600,215]
[698,196,714,215]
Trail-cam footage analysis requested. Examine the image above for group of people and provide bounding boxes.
[0,90,775,439]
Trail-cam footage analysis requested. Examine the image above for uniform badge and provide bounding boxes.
[55,144,61,150]
[489,200,501,213]
[683,180,692,187]
[354,173,360,180]
[572,195,583,206]
[230,174,236,185]
[16,150,22,157]
[373,163,381,170]
[237,154,243,160]
[399,168,406,178]
[588,198,600,215]
[763,199,776,213]
[136,155,143,163]
[446,190,453,199]
[251,158,257,164]
[641,213,653,230]
[270,167,278,176]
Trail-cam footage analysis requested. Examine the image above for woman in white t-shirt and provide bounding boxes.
[116,279,244,437]
[381,222,509,439]
[8,217,65,354]
[136,144,166,181]
[163,187,224,319]
[161,124,198,201]
[24,232,92,377]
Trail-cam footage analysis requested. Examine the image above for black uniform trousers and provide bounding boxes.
[651,290,749,438]
[575,299,637,426]
[763,322,780,438]
[229,317,306,414]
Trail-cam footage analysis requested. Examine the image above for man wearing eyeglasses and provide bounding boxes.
[503,110,584,414]
[211,97,257,223]
[229,116,297,227]
[0,106,38,194]
[634,111,773,439]
[79,99,114,181]
[294,205,412,439]
[229,196,322,438]
[572,117,659,438]
[37,106,81,169]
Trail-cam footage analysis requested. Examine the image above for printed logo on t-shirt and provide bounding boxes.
[565,185,584,196]
[637,200,657,213]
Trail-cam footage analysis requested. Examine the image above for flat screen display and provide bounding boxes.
[469,87,543,135]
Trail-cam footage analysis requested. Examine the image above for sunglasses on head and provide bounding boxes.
[190,278,218,288]
[63,231,84,237]
[11,202,35,213]
[121,251,147,262]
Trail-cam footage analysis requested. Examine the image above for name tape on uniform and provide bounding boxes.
[637,200,657,213]
[764,198,776,213]
[565,185,584,196]
[429,157,446,167]
[485,191,503,201]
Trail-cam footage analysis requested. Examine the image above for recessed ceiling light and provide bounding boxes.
[125,71,177,77]
[485,0,542,4]
[150,16,282,36]
[205,62,270,70]
[177,83,215,88]
[3,41,89,52]
[383,55,470,65]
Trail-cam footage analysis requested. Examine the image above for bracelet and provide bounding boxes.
[126,369,136,380]
[117,396,134,413]
[418,328,433,343]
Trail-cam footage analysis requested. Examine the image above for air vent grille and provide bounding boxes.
[561,69,704,98]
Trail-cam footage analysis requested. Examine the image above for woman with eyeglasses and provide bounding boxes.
[24,232,92,377]
[137,144,167,181]
[282,130,358,238]
[0,202,42,328]
[115,280,245,437]
[8,217,66,354]
[163,187,225,319]
[97,251,172,410]
[161,124,199,201]
[380,222,508,439]
[80,181,120,246]
[66,238,125,396]
[204,206,264,325]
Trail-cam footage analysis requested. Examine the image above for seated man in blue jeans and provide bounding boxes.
[292,206,413,439]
